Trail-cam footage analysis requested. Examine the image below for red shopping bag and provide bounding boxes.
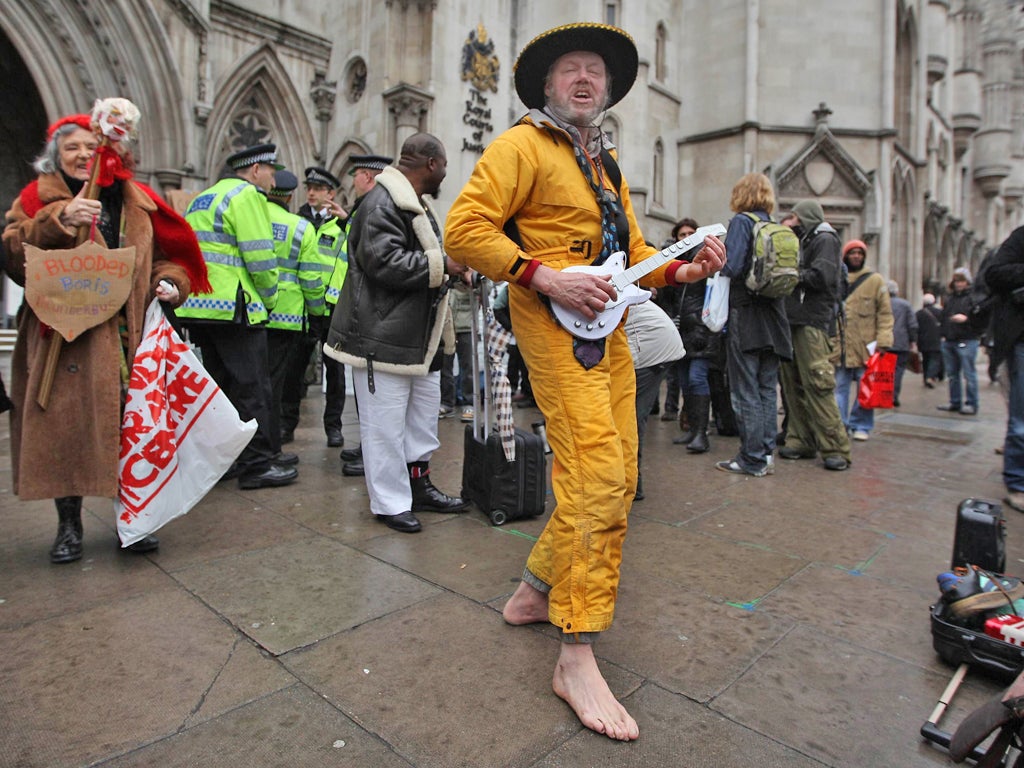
[857,351,897,409]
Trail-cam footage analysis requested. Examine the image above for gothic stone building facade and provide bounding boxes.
[2,0,1022,313]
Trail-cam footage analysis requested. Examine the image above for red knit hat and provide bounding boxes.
[46,114,93,139]
[842,239,868,257]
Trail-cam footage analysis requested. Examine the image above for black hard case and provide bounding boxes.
[459,282,547,526]
[462,425,547,525]
[952,498,1006,574]
[930,600,1024,681]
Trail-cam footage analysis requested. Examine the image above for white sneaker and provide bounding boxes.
[851,430,869,441]
[765,455,776,475]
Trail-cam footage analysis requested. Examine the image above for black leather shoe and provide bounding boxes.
[937,403,961,411]
[823,455,850,471]
[239,464,298,489]
[376,511,421,533]
[274,452,300,466]
[411,476,469,513]
[341,458,364,476]
[326,428,344,447]
[126,535,160,553]
[339,445,362,463]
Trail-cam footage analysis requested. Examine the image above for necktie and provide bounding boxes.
[567,131,622,369]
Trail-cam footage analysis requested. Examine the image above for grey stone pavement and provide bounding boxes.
[1,361,1020,768]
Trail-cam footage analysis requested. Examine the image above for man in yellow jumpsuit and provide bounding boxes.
[445,23,725,741]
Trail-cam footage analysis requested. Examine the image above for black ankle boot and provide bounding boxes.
[51,496,83,564]
[686,395,712,454]
[408,462,469,513]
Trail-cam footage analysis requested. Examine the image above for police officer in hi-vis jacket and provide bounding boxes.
[177,142,298,490]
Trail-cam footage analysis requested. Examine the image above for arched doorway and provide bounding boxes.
[0,25,47,326]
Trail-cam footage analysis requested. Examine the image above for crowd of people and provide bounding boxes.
[5,19,1024,745]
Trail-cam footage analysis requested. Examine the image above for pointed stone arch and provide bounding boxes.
[201,43,316,184]
[890,160,916,297]
[895,1,918,150]
[922,206,943,293]
[0,0,192,179]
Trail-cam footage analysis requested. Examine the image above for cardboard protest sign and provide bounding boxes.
[23,242,136,341]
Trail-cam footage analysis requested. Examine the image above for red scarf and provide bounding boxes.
[18,179,211,295]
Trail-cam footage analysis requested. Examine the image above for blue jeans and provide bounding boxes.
[677,356,710,396]
[835,366,873,433]
[1004,343,1024,492]
[726,332,778,473]
[941,339,980,410]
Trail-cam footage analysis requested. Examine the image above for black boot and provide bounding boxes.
[673,395,699,445]
[409,462,469,513]
[686,395,711,454]
[51,496,83,564]
[709,371,739,436]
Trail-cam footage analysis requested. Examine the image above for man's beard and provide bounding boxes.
[546,97,604,129]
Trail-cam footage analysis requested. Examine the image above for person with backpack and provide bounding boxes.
[833,240,894,440]
[714,172,793,477]
[937,266,982,415]
[776,199,851,471]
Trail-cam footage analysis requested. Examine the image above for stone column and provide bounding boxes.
[310,71,338,166]
[383,84,433,159]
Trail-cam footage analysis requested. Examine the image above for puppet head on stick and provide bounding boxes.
[91,97,140,144]
[89,97,141,187]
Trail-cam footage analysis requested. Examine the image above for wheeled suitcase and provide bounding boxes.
[930,599,1024,681]
[462,425,547,525]
[952,498,1006,574]
[460,281,548,525]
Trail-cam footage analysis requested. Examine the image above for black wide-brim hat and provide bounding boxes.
[513,23,638,110]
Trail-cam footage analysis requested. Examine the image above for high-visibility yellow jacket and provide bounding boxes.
[314,217,347,307]
[266,201,327,331]
[177,177,278,324]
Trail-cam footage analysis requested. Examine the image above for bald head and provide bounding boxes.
[397,132,447,198]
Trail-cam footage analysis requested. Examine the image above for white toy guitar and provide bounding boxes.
[550,223,727,340]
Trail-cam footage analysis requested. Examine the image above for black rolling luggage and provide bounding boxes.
[952,498,1006,574]
[460,281,547,526]
[462,425,546,525]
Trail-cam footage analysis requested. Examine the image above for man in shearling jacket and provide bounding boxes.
[323,133,468,533]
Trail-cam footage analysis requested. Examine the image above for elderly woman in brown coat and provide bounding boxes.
[3,113,207,564]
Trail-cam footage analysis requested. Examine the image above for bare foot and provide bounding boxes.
[552,643,639,741]
[502,580,549,625]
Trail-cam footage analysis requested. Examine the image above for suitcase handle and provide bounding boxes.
[961,631,1024,676]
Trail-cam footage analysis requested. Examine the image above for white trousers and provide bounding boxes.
[351,366,441,517]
